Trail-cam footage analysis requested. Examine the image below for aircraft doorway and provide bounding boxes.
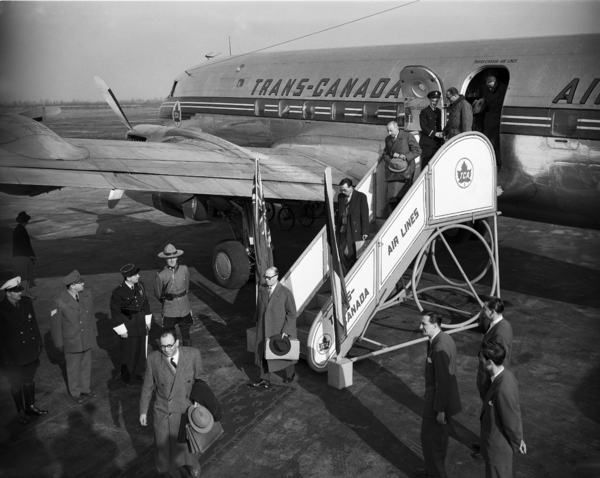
[465,68,510,167]
[399,66,444,132]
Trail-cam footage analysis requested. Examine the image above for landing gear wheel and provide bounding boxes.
[278,205,295,230]
[211,240,250,289]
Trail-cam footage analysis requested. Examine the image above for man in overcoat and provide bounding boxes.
[477,297,513,400]
[250,266,297,389]
[479,75,507,168]
[419,90,444,169]
[140,328,207,478]
[0,276,47,423]
[443,87,473,139]
[154,243,193,345]
[336,178,369,274]
[480,341,527,478]
[110,263,151,383]
[419,313,462,478]
[380,120,421,212]
[51,270,97,403]
[12,211,36,297]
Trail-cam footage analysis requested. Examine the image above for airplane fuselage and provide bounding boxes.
[158,34,600,229]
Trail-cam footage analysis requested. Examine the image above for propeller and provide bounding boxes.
[93,76,133,130]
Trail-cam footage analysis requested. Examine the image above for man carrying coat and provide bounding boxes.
[140,328,207,478]
[250,266,297,389]
[336,178,369,274]
[51,270,97,404]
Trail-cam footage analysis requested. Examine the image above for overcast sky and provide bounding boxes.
[0,1,598,102]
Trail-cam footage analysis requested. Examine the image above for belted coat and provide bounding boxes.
[51,289,97,353]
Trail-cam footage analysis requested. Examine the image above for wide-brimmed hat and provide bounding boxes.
[119,263,140,278]
[268,335,291,356]
[1,276,24,292]
[187,404,215,433]
[63,270,83,286]
[388,157,409,173]
[158,243,184,259]
[16,211,31,224]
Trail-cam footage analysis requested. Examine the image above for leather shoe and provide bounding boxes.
[81,391,97,399]
[26,404,48,416]
[283,373,296,384]
[248,379,271,390]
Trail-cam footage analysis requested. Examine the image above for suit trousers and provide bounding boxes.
[260,359,294,381]
[122,335,146,376]
[65,349,92,397]
[421,415,450,478]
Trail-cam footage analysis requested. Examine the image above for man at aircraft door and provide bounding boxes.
[419,90,444,169]
[444,87,473,139]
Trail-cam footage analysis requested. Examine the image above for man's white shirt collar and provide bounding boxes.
[430,329,441,342]
[488,316,503,331]
[491,365,504,383]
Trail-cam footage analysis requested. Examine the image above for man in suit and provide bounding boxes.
[419,90,444,169]
[249,266,297,389]
[419,312,462,478]
[477,298,513,400]
[336,178,369,274]
[443,87,473,139]
[140,328,207,478]
[480,341,527,478]
[380,120,421,212]
[51,270,97,404]
[110,263,152,383]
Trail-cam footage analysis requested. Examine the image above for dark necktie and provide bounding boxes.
[75,294,79,302]
[170,358,177,369]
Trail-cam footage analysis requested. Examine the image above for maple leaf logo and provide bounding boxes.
[455,159,473,188]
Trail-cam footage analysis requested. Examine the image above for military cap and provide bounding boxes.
[1,276,24,292]
[63,270,83,286]
[120,263,140,278]
[427,90,441,99]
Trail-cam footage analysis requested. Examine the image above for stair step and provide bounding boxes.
[297,307,321,326]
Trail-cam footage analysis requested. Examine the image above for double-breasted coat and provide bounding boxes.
[381,131,422,203]
[110,281,150,336]
[51,289,97,353]
[480,368,524,478]
[140,346,207,473]
[254,283,297,373]
[419,106,443,168]
[477,319,513,399]
[0,295,41,366]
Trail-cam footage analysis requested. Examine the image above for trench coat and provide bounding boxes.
[254,283,297,373]
[140,346,207,473]
[51,289,97,353]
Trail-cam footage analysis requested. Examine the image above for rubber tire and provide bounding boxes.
[211,240,250,289]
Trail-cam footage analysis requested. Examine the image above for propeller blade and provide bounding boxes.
[93,76,132,130]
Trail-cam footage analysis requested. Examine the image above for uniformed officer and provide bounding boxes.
[0,276,47,424]
[110,264,151,383]
[51,270,97,403]
[154,243,193,346]
[419,90,444,170]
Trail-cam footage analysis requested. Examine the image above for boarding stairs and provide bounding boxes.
[248,132,500,388]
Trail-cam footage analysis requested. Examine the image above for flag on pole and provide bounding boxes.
[324,168,349,355]
[252,156,273,288]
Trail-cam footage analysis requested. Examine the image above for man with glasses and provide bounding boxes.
[140,328,207,478]
[51,270,97,404]
[110,263,152,384]
[249,266,297,389]
[443,87,473,140]
[0,276,47,424]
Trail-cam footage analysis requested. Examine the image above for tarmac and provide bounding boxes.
[0,187,599,478]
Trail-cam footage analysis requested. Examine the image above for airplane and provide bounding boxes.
[1,33,599,289]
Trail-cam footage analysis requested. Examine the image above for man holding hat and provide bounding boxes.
[51,270,97,403]
[380,120,422,213]
[419,91,444,169]
[140,328,207,477]
[12,211,36,297]
[0,276,47,423]
[154,243,193,346]
[110,264,151,383]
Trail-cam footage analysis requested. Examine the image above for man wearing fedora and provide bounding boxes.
[0,276,48,424]
[51,270,97,404]
[249,266,297,389]
[140,328,207,478]
[12,211,36,297]
[110,264,151,384]
[419,90,444,170]
[380,120,421,212]
[154,244,193,346]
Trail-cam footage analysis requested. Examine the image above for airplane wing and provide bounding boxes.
[0,113,374,201]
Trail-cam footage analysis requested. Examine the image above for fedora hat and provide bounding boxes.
[267,335,291,356]
[387,157,409,173]
[119,263,140,278]
[187,404,215,433]
[63,270,82,286]
[16,211,31,224]
[0,276,24,292]
[158,243,184,259]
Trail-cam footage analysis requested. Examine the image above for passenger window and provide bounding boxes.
[552,110,578,137]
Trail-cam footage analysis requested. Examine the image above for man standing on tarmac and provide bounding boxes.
[419,90,444,169]
[444,87,473,139]
[419,312,462,478]
[110,263,152,384]
[154,243,193,346]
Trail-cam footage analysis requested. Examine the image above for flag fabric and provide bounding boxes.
[252,156,273,289]
[324,168,349,355]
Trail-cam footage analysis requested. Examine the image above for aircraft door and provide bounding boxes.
[399,66,444,132]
